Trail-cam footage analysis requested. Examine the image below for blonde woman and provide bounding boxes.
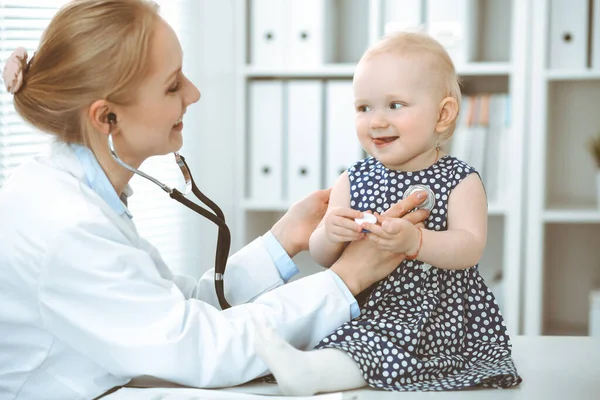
[0,1,428,399]
[255,32,522,395]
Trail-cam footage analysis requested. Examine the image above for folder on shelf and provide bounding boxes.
[467,95,488,183]
[287,0,334,66]
[285,80,324,203]
[484,93,510,204]
[425,0,478,66]
[592,0,600,69]
[383,0,424,35]
[248,81,284,203]
[548,0,589,69]
[324,80,364,188]
[250,0,287,66]
[448,95,471,162]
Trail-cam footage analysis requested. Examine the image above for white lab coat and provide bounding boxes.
[0,142,353,400]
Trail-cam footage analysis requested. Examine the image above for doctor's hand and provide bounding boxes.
[271,188,332,258]
[330,191,428,296]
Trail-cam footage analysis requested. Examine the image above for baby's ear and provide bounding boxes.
[435,97,459,134]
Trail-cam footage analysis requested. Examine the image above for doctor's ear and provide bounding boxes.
[88,100,118,134]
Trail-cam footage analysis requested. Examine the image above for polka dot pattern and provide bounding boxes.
[316,156,522,391]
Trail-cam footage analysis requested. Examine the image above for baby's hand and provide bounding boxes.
[324,207,365,243]
[361,217,420,254]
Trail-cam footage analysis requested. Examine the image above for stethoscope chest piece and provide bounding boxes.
[402,184,436,212]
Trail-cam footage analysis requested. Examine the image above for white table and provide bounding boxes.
[106,336,600,400]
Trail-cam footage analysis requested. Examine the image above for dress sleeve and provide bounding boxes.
[38,220,353,388]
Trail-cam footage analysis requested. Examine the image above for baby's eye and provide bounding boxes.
[356,105,372,112]
[389,102,403,110]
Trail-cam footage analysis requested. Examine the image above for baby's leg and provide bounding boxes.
[254,320,366,396]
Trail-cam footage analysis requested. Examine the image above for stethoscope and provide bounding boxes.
[106,113,232,310]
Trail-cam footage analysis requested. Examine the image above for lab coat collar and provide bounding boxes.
[69,143,133,219]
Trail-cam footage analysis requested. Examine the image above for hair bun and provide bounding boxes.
[3,47,28,94]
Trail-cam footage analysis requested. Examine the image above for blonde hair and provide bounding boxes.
[12,0,160,144]
[363,31,461,137]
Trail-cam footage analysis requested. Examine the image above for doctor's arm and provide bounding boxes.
[38,210,418,389]
[190,189,332,307]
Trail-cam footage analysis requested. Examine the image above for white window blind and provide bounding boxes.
[0,1,64,187]
[0,0,194,275]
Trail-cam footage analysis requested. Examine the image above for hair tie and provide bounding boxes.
[2,47,28,94]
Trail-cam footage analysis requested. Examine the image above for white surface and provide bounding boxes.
[426,0,479,64]
[545,70,600,81]
[593,0,600,69]
[383,0,423,34]
[543,208,600,223]
[524,0,550,336]
[106,336,600,400]
[286,81,324,203]
[248,81,284,203]
[548,0,588,69]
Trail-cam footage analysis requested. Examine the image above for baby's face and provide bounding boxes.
[353,52,443,171]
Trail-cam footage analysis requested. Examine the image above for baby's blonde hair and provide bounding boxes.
[12,0,160,144]
[362,31,461,137]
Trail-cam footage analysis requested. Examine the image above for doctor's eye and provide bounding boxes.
[389,102,404,110]
[168,81,182,93]
[356,105,371,112]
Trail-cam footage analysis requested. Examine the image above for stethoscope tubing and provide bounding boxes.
[108,133,232,310]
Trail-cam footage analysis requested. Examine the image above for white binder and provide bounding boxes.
[325,80,364,188]
[287,0,334,66]
[250,0,286,66]
[383,0,424,35]
[425,0,478,66]
[592,0,600,69]
[548,0,588,69]
[286,80,324,203]
[248,81,284,202]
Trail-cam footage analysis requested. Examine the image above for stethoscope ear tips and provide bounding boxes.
[107,112,117,125]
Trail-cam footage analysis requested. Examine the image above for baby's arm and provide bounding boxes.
[309,172,363,268]
[414,173,487,269]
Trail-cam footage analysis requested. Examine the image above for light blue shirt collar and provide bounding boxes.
[71,144,133,219]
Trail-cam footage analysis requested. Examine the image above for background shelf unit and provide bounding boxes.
[234,0,530,336]
[242,61,513,78]
[525,0,600,335]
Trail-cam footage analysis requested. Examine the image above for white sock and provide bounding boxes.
[253,320,367,396]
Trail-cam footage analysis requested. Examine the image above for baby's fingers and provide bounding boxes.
[360,222,389,238]
[332,215,363,233]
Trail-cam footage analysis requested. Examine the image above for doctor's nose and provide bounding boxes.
[183,75,201,106]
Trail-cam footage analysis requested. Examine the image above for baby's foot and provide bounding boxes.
[253,319,320,396]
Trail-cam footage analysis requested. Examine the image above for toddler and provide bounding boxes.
[254,31,521,395]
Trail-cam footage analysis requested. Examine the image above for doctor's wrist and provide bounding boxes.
[269,225,302,258]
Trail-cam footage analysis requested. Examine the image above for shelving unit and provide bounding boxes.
[242,61,513,78]
[234,0,530,336]
[525,0,600,335]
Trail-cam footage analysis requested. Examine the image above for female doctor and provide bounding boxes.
[0,1,428,399]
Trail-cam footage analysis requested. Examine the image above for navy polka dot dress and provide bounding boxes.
[315,155,522,391]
